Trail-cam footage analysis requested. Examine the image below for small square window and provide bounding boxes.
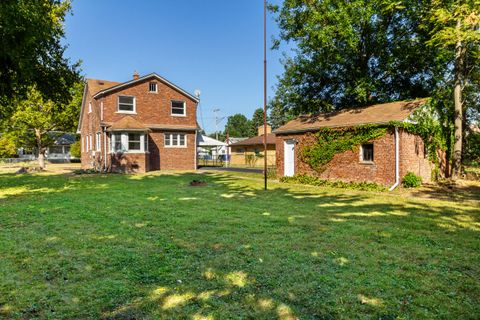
[171,100,186,116]
[361,144,374,162]
[149,82,157,93]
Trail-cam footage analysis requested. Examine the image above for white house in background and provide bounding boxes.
[18,132,77,163]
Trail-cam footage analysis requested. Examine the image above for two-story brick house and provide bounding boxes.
[77,72,199,172]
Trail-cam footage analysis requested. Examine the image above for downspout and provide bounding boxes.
[103,127,107,172]
[389,126,400,191]
[194,130,198,170]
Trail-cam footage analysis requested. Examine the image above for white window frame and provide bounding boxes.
[81,136,84,152]
[111,132,146,153]
[164,132,187,148]
[117,95,136,114]
[149,82,157,93]
[170,100,186,117]
[89,135,93,151]
[88,102,92,113]
[96,132,101,151]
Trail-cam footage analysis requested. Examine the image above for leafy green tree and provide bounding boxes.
[251,108,268,136]
[6,83,83,169]
[424,0,480,177]
[269,0,439,114]
[70,140,81,158]
[0,135,17,158]
[0,0,80,119]
[224,114,252,138]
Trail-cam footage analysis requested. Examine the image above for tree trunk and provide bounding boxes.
[35,128,46,170]
[452,19,464,179]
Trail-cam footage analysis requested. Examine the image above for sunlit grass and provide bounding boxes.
[0,170,479,319]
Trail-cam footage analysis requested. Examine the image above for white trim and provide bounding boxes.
[103,129,107,170]
[164,132,187,148]
[171,100,186,117]
[359,143,374,163]
[117,95,136,113]
[92,73,199,102]
[77,82,89,134]
[88,102,92,113]
[389,127,400,191]
[111,132,148,153]
[149,82,158,93]
[100,101,104,121]
[96,132,101,151]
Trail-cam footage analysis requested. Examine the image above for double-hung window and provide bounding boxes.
[112,133,124,152]
[118,96,135,113]
[171,100,186,116]
[96,132,101,151]
[128,133,142,151]
[164,133,186,147]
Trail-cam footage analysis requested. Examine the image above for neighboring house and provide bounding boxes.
[274,99,435,186]
[229,125,276,167]
[46,133,76,163]
[18,132,77,162]
[77,72,199,172]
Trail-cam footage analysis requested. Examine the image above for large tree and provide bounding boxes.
[0,0,80,119]
[424,0,480,177]
[6,83,83,168]
[270,0,442,114]
[250,108,268,136]
[224,114,252,138]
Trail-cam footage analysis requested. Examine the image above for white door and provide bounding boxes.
[284,140,295,177]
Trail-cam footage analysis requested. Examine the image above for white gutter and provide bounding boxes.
[103,127,107,171]
[389,126,400,191]
[194,129,198,170]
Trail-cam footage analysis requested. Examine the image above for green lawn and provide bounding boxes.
[0,171,479,319]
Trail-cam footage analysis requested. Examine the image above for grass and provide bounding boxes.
[0,170,479,319]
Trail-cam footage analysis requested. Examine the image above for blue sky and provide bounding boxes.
[64,0,289,134]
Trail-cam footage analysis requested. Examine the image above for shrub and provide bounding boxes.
[280,174,386,192]
[70,140,81,158]
[402,172,422,188]
[0,136,17,158]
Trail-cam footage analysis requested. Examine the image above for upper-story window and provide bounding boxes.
[171,100,186,116]
[149,82,157,93]
[118,96,136,113]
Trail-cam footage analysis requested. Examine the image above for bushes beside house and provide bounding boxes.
[402,172,422,188]
[280,174,386,191]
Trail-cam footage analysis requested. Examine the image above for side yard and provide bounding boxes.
[0,170,478,319]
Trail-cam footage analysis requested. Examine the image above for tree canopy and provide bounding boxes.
[0,0,80,119]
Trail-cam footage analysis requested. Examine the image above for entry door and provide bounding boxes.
[284,140,295,177]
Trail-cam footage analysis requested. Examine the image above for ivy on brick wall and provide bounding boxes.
[299,125,387,172]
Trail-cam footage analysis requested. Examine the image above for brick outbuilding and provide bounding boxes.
[77,72,199,172]
[274,100,435,187]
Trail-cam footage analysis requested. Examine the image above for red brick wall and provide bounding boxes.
[80,87,103,169]
[110,153,148,173]
[148,130,196,170]
[276,128,433,186]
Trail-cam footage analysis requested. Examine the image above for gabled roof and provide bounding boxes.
[229,133,276,146]
[106,116,150,132]
[274,99,427,134]
[86,79,121,96]
[92,73,199,102]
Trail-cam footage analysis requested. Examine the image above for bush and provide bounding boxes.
[0,136,17,158]
[280,174,386,192]
[402,172,422,188]
[70,140,81,158]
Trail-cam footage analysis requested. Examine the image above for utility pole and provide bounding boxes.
[213,108,220,141]
[263,0,268,190]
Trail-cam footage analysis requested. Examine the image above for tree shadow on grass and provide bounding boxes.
[0,171,479,319]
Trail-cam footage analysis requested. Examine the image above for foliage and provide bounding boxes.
[300,125,387,172]
[0,171,478,318]
[269,0,440,115]
[70,140,81,158]
[224,114,252,138]
[402,171,422,188]
[280,174,386,191]
[0,135,17,158]
[0,0,81,119]
[244,154,258,167]
[464,131,480,165]
[251,108,268,136]
[5,83,83,167]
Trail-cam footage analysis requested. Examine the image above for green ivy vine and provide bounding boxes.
[299,125,387,172]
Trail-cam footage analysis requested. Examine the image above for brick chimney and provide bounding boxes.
[257,124,271,136]
[133,70,139,80]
